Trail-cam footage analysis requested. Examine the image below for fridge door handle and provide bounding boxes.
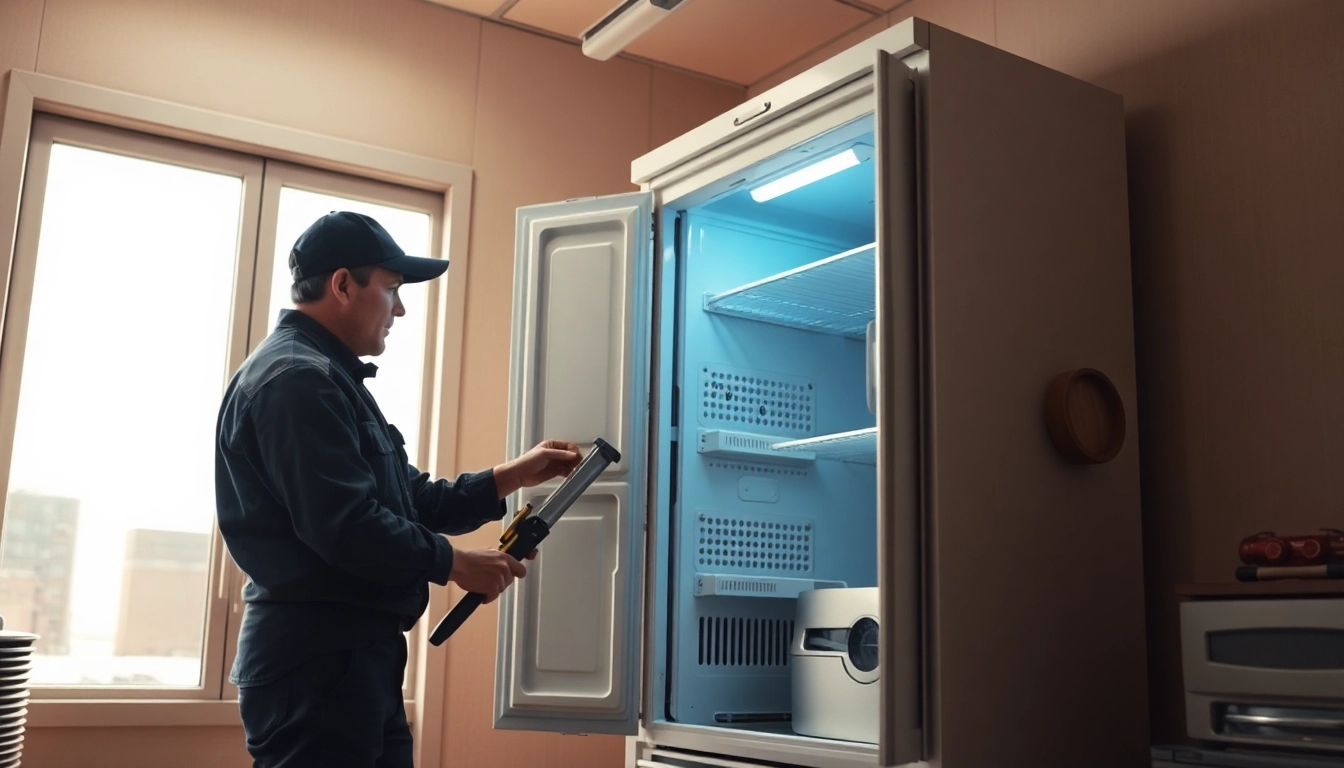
[732,100,771,126]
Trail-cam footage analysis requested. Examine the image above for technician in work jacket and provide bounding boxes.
[215,210,579,768]
[214,309,493,761]
[215,307,568,766]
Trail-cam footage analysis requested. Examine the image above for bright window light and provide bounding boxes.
[3,142,242,687]
[750,148,862,202]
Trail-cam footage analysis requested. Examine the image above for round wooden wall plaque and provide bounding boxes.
[1044,368,1125,464]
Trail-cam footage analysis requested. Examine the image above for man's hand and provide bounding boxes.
[493,439,583,499]
[449,548,528,604]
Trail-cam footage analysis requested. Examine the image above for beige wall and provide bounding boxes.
[0,0,743,766]
[753,0,1344,747]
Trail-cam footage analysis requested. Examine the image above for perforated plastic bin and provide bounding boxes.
[790,587,880,744]
[0,629,38,767]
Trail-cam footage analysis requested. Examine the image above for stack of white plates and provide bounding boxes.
[0,631,36,768]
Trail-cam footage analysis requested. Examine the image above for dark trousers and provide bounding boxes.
[238,632,411,768]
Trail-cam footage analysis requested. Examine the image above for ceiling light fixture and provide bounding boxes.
[581,0,689,61]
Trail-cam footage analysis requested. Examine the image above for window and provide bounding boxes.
[0,115,447,702]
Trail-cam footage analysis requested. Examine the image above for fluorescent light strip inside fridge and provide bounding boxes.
[750,149,861,202]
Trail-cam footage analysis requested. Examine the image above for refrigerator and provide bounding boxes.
[489,18,1149,768]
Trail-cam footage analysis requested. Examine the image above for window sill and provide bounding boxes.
[27,700,242,728]
[27,699,415,728]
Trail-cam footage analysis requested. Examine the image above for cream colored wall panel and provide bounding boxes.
[0,0,43,75]
[34,0,481,164]
[888,0,995,45]
[651,68,745,148]
[748,15,890,97]
[0,0,44,128]
[444,23,649,764]
[506,0,617,39]
[626,0,875,85]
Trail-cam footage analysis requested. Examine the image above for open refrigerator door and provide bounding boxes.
[493,192,655,736]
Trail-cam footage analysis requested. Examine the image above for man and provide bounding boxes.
[215,211,581,767]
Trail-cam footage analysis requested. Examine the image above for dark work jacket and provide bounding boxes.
[215,309,503,686]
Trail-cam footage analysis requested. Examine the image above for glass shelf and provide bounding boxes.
[703,242,875,338]
[771,427,877,464]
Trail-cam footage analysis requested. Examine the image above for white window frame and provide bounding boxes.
[0,69,473,768]
[0,112,264,702]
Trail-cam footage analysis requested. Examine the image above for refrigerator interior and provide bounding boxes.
[656,113,883,739]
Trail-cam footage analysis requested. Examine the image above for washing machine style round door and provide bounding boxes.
[842,616,880,684]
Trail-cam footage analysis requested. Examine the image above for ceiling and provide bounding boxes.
[421,0,905,86]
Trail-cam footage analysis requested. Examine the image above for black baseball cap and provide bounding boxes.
[290,211,447,284]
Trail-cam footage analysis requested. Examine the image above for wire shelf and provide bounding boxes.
[703,242,875,338]
[771,427,877,464]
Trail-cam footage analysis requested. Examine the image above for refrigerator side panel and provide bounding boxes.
[494,192,654,735]
[921,24,1147,768]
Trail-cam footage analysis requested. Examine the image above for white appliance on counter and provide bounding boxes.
[1181,596,1344,754]
[486,17,1148,768]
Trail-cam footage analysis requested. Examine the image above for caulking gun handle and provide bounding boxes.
[427,518,549,646]
[429,591,484,646]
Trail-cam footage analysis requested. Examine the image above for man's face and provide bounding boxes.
[344,266,405,357]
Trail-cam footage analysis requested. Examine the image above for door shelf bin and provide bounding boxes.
[694,573,848,598]
[703,242,875,338]
[771,428,877,465]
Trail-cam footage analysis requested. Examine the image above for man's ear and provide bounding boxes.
[329,268,354,305]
